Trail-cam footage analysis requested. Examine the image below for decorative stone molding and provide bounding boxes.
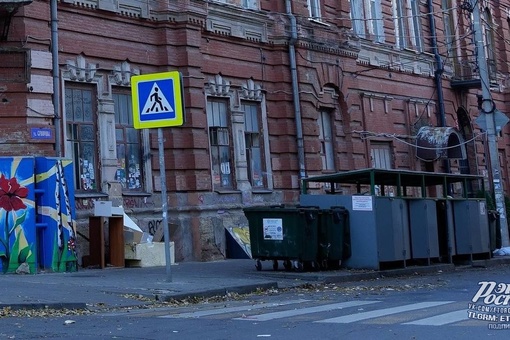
[239,78,262,101]
[408,98,434,118]
[206,74,231,96]
[112,61,139,86]
[360,91,394,114]
[64,55,99,82]
[62,0,149,18]
[205,1,268,43]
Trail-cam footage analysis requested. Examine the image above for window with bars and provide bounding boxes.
[65,86,98,191]
[242,102,265,188]
[207,99,233,190]
[318,111,335,171]
[350,0,385,42]
[113,92,144,191]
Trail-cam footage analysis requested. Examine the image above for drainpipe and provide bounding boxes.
[51,0,61,157]
[427,0,451,178]
[285,0,306,180]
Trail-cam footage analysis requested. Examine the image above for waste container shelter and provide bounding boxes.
[300,168,487,270]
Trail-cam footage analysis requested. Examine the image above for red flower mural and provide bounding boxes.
[0,175,28,211]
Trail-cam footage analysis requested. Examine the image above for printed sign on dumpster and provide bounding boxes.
[263,218,283,240]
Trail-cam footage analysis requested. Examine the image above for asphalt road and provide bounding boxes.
[1,265,509,340]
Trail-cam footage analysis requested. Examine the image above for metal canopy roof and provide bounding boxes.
[302,168,484,197]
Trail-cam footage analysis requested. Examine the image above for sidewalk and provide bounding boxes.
[0,257,509,311]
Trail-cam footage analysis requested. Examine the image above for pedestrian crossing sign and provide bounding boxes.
[131,71,185,129]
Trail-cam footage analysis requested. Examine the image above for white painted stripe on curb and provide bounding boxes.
[317,301,455,324]
[233,300,381,322]
[403,310,468,326]
[159,299,310,318]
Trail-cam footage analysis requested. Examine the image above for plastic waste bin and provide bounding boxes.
[318,206,350,269]
[244,205,319,271]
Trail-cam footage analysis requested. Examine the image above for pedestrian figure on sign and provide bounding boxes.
[148,87,168,113]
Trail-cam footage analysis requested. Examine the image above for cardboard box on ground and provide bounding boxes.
[94,201,175,267]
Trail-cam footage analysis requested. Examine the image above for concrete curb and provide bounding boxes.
[0,302,88,311]
[157,282,278,302]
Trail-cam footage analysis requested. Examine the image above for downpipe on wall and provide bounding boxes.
[285,0,306,181]
[427,0,451,180]
[51,0,61,157]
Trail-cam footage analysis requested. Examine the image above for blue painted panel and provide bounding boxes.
[35,158,78,272]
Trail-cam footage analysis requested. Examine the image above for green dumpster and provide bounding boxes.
[244,205,319,271]
[318,206,350,269]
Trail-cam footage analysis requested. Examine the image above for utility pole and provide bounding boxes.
[471,0,510,247]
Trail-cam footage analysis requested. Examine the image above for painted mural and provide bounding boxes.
[226,226,251,258]
[0,157,36,274]
[35,158,78,272]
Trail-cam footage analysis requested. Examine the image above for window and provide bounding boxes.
[308,0,321,19]
[351,0,385,42]
[207,99,233,190]
[370,142,392,169]
[483,8,497,81]
[242,0,258,9]
[318,111,335,171]
[113,92,144,191]
[65,86,98,191]
[394,0,423,51]
[442,0,458,69]
[213,0,257,9]
[243,102,265,188]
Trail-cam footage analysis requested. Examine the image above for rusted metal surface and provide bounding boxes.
[415,126,466,160]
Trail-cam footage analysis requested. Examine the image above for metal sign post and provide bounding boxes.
[471,0,510,247]
[158,128,172,281]
[131,71,185,282]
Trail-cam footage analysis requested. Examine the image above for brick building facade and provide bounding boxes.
[1,0,510,264]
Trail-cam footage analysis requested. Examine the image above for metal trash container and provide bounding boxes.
[244,205,319,271]
[318,206,350,270]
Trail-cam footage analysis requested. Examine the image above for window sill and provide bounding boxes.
[122,192,151,197]
[75,192,109,199]
[308,18,330,27]
[214,189,241,194]
[252,189,273,194]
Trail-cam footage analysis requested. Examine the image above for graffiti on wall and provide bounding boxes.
[0,157,36,274]
[35,158,78,272]
[148,219,162,236]
[123,196,155,209]
[227,226,251,258]
[75,198,95,210]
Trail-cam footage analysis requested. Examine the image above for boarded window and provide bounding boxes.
[370,142,393,169]
[318,111,335,171]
